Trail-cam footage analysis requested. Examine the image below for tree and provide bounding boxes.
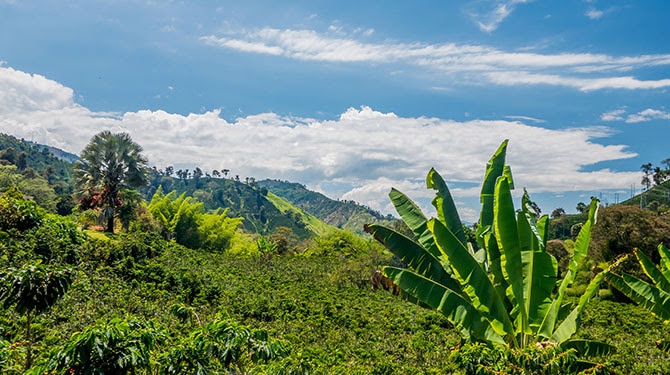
[0,262,73,370]
[551,207,565,218]
[575,202,588,213]
[212,169,220,178]
[147,187,243,250]
[192,167,203,188]
[653,166,667,185]
[74,131,148,233]
[641,162,653,191]
[365,140,617,370]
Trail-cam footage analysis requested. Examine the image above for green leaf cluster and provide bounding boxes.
[365,140,618,356]
[38,317,162,375]
[148,186,243,251]
[605,244,670,352]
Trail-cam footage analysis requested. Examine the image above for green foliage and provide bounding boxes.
[39,317,162,375]
[0,165,59,212]
[305,228,376,257]
[605,244,670,351]
[199,211,244,251]
[147,187,244,251]
[365,141,618,359]
[33,214,85,264]
[590,205,670,264]
[0,133,74,188]
[74,131,149,233]
[450,342,613,374]
[258,179,396,235]
[0,187,46,231]
[145,176,318,239]
[161,317,289,374]
[0,262,73,317]
[0,262,73,370]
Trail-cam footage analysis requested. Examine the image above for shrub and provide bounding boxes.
[0,188,46,231]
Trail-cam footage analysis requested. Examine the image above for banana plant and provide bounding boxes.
[365,140,619,355]
[604,244,670,352]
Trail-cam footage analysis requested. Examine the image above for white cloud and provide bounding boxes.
[486,71,670,91]
[505,115,545,123]
[466,0,533,33]
[601,109,625,121]
[0,65,641,217]
[585,6,619,20]
[600,108,670,123]
[626,108,670,123]
[200,27,670,92]
[585,8,603,20]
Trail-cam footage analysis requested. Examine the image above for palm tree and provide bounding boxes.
[74,131,148,233]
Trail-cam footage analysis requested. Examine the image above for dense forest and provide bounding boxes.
[0,132,669,374]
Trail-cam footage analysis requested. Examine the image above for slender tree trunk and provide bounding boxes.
[25,310,32,371]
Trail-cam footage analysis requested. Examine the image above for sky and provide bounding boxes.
[1,0,669,222]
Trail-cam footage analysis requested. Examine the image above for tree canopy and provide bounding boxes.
[74,131,148,233]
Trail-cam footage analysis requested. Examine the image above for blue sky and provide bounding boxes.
[1,0,669,221]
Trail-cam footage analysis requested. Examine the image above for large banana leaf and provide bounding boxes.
[561,339,616,357]
[388,188,439,259]
[604,272,670,322]
[382,266,505,346]
[430,219,514,338]
[636,248,670,293]
[475,141,510,301]
[426,168,466,245]
[493,176,527,334]
[478,140,509,233]
[539,198,598,339]
[551,256,624,344]
[659,244,670,282]
[622,273,670,321]
[363,224,461,293]
[516,194,556,332]
[521,250,557,332]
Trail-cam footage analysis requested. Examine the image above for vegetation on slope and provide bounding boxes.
[1,131,670,373]
[258,179,396,234]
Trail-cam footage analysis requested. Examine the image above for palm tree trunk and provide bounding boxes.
[106,213,115,233]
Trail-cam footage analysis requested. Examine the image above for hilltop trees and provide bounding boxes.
[74,131,149,233]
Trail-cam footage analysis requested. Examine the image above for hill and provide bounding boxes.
[0,133,390,238]
[258,179,396,234]
[0,133,75,191]
[144,174,340,239]
[620,179,670,210]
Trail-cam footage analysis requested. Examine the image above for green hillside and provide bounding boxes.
[0,133,75,189]
[620,179,670,209]
[143,176,322,238]
[258,179,396,234]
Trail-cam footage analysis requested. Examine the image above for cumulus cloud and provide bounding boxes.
[200,27,670,92]
[0,65,641,220]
